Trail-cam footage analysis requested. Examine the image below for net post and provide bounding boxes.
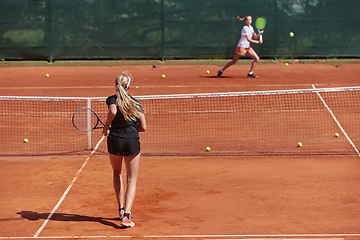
[87,99,91,150]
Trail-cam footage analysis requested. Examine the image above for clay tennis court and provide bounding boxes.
[1,61,360,239]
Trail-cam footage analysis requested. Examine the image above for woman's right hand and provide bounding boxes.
[102,125,109,136]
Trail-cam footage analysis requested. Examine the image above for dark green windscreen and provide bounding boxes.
[0,0,359,61]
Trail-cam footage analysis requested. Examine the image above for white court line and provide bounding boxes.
[0,86,112,90]
[206,239,344,240]
[0,84,335,90]
[0,234,358,239]
[32,135,106,238]
[312,84,360,157]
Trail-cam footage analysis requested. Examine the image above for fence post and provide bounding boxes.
[274,0,277,60]
[47,0,53,63]
[161,0,165,61]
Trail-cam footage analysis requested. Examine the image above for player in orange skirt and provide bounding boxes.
[217,15,263,78]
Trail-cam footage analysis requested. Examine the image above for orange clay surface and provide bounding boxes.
[0,62,360,239]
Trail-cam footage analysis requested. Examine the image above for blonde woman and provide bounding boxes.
[102,72,146,228]
[217,15,263,78]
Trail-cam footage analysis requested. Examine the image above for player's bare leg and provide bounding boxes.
[121,153,140,227]
[217,53,241,77]
[247,50,260,78]
[109,153,125,218]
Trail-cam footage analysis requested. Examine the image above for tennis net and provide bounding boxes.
[1,86,360,156]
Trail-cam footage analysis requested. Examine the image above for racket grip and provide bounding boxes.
[260,35,263,40]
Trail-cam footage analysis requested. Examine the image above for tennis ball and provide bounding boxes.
[205,147,211,151]
[24,138,28,143]
[290,32,294,37]
[45,74,49,77]
[335,133,339,137]
[285,63,289,66]
[206,70,210,74]
[297,142,302,147]
[161,74,165,78]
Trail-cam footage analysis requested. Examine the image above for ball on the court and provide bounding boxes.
[297,142,302,147]
[335,133,339,137]
[206,70,210,74]
[161,74,165,78]
[45,73,49,77]
[290,32,294,37]
[285,63,289,67]
[205,147,211,151]
[24,138,28,143]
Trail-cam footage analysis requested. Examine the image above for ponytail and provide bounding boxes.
[236,15,251,21]
[114,73,143,121]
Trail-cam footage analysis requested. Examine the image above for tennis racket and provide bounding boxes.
[255,17,267,41]
[72,107,107,132]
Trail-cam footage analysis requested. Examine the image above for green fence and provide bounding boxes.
[0,0,359,61]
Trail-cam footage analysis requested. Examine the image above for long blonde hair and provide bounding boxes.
[115,73,143,121]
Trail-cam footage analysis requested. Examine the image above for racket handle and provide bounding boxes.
[260,35,263,41]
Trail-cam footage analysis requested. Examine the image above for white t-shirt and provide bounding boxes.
[237,25,254,48]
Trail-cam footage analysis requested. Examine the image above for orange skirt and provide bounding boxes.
[235,46,254,56]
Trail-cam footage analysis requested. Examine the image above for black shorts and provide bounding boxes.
[107,135,140,156]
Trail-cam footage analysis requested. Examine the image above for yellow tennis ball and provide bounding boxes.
[285,63,289,66]
[24,138,28,143]
[45,74,49,77]
[290,32,294,37]
[205,147,211,151]
[297,142,302,147]
[161,74,165,78]
[335,133,339,137]
[206,70,210,74]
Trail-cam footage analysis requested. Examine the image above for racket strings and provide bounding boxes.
[256,17,266,30]
[73,108,99,131]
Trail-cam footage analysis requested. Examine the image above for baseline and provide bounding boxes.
[1,233,360,239]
